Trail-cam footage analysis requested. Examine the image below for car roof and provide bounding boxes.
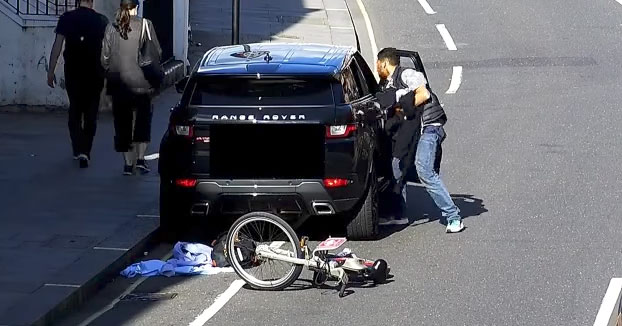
[196,43,356,76]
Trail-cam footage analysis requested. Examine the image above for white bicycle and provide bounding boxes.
[225,212,390,297]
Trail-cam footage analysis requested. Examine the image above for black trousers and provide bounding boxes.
[65,76,103,158]
[111,93,153,152]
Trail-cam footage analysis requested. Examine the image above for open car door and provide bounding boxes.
[394,49,434,92]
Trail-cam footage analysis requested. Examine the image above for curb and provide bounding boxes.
[344,0,362,54]
[32,228,161,326]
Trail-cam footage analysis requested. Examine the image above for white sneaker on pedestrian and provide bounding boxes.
[446,220,465,233]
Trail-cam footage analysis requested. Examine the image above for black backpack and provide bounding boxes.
[211,232,256,268]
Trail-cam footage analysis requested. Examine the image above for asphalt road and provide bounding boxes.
[58,1,622,325]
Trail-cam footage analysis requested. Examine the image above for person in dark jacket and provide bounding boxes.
[376,48,464,233]
[47,0,109,168]
[101,0,161,175]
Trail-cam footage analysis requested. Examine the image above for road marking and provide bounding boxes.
[144,153,159,160]
[446,66,463,94]
[330,26,355,30]
[436,24,458,51]
[188,280,246,326]
[593,278,622,326]
[76,250,174,326]
[616,0,622,5]
[44,283,80,288]
[355,0,380,80]
[93,247,130,252]
[417,0,437,14]
[137,214,160,218]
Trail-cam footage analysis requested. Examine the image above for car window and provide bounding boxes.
[340,65,361,103]
[190,77,334,106]
[353,54,378,95]
[351,60,369,96]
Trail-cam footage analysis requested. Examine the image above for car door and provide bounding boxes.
[394,49,434,92]
[352,53,394,183]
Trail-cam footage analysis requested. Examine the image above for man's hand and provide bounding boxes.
[47,72,55,88]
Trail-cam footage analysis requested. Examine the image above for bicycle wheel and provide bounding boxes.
[226,212,303,290]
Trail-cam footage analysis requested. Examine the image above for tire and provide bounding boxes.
[226,212,303,291]
[159,180,183,242]
[346,171,379,240]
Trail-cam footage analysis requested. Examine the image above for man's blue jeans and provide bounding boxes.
[391,126,461,223]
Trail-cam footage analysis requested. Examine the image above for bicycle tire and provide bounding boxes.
[226,212,303,291]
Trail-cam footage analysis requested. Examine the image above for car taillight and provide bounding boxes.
[172,125,193,138]
[326,124,357,139]
[323,178,350,188]
[175,178,197,188]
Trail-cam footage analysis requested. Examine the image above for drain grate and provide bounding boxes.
[119,293,178,302]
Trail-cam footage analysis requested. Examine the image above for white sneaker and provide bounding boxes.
[378,217,410,226]
[446,220,465,233]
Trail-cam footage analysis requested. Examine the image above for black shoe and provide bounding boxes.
[78,154,89,168]
[123,165,134,176]
[136,159,151,174]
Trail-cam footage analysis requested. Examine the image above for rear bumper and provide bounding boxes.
[164,179,360,223]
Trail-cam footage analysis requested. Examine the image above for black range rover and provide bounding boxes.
[159,44,429,240]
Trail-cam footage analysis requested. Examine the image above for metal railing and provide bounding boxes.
[4,0,77,16]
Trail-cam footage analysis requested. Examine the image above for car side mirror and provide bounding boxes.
[175,76,189,94]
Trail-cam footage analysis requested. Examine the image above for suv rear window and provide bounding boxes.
[190,77,334,106]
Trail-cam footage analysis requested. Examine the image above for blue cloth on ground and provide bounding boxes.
[120,242,233,278]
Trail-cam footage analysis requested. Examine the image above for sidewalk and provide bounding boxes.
[0,89,176,326]
[0,0,360,324]
[188,0,358,65]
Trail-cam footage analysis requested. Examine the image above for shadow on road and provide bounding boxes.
[377,184,488,239]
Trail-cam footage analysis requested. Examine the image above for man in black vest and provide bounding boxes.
[47,0,109,168]
[376,48,464,233]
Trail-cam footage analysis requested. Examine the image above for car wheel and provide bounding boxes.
[346,171,379,240]
[159,179,183,242]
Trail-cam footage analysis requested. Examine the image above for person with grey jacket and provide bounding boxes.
[101,0,161,175]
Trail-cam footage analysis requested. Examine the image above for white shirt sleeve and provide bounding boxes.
[395,69,428,101]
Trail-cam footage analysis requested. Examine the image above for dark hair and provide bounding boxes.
[377,47,399,66]
[115,1,137,40]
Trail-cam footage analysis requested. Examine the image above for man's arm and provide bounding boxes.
[414,85,430,106]
[47,34,64,88]
[396,69,430,106]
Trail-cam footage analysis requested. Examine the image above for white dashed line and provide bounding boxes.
[355,0,380,80]
[188,280,246,326]
[436,24,457,51]
[136,214,160,218]
[593,278,622,326]
[44,283,80,288]
[144,153,159,160]
[445,66,463,94]
[93,247,130,252]
[616,0,622,5]
[417,0,436,14]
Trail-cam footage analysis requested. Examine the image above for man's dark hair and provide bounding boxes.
[377,47,399,66]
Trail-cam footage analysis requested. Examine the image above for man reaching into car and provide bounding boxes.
[376,47,464,233]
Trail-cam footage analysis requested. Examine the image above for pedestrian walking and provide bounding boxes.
[101,0,162,175]
[47,0,109,168]
[376,47,464,233]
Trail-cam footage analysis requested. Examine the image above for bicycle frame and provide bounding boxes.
[255,245,346,280]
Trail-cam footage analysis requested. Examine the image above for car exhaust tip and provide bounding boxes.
[190,202,210,216]
[312,202,335,215]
